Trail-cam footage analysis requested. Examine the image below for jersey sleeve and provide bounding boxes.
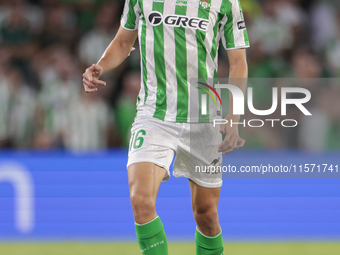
[219,0,250,50]
[121,0,141,30]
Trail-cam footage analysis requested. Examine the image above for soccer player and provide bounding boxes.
[82,0,249,254]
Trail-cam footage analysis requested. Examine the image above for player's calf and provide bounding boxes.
[190,180,224,254]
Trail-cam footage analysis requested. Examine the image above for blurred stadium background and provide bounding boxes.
[0,0,340,254]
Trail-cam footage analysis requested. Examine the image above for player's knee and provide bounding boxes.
[194,206,219,235]
[194,208,218,225]
[130,193,156,222]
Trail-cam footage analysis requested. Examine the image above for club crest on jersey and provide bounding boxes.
[200,0,211,9]
[240,9,244,20]
[176,0,187,6]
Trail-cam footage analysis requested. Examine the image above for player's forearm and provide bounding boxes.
[97,39,133,74]
[227,59,248,121]
[96,27,138,74]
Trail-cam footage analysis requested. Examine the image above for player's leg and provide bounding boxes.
[189,179,224,255]
[128,162,166,223]
[128,162,168,254]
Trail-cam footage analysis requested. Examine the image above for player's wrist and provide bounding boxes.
[96,59,108,75]
[96,63,104,72]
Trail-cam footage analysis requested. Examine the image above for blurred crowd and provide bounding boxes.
[0,0,339,151]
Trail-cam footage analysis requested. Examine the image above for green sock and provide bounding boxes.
[135,216,168,255]
[195,227,224,255]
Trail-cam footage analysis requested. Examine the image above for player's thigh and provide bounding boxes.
[189,179,221,213]
[128,162,167,201]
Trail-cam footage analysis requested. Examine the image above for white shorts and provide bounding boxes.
[127,116,223,188]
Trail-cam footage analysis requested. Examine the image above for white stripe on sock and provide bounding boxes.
[196,226,222,239]
[135,216,160,226]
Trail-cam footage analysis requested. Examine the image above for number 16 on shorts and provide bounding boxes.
[129,129,146,151]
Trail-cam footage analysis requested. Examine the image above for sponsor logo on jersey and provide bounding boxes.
[148,11,209,31]
[237,20,246,30]
[148,11,163,26]
[200,0,211,9]
[176,0,187,6]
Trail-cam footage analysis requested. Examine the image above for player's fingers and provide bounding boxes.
[84,84,97,92]
[220,136,231,148]
[237,137,246,149]
[218,143,225,153]
[83,78,96,88]
[83,78,95,87]
[84,83,97,93]
[91,77,106,86]
[220,136,238,154]
[218,135,232,152]
[85,87,98,93]
[231,135,238,150]
[83,82,98,93]
[83,70,93,82]
[222,148,234,155]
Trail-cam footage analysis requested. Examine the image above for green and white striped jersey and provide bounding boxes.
[121,0,249,123]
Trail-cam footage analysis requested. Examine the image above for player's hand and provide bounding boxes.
[82,64,106,93]
[218,116,245,155]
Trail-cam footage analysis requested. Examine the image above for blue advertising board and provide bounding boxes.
[0,150,339,241]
